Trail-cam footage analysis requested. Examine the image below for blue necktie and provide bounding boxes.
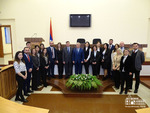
[67,47,70,53]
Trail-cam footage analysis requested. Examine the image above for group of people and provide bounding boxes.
[13,39,145,102]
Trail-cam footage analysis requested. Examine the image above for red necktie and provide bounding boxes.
[27,55,30,62]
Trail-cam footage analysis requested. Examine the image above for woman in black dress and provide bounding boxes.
[31,48,40,90]
[91,45,100,76]
[40,48,49,87]
[101,43,111,80]
[56,42,63,79]
[84,41,91,74]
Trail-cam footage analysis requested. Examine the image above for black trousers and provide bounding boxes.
[113,70,120,88]
[41,68,48,86]
[58,62,63,77]
[84,62,90,74]
[129,70,140,90]
[120,72,129,92]
[48,60,55,77]
[65,62,72,77]
[97,62,101,75]
[92,64,98,76]
[32,68,38,90]
[16,72,25,100]
[37,68,41,86]
[23,71,31,94]
[75,62,82,74]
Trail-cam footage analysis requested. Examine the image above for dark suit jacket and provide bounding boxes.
[62,47,73,63]
[31,55,40,69]
[56,49,63,62]
[109,44,115,53]
[90,51,100,63]
[72,48,84,63]
[40,56,49,69]
[97,47,103,63]
[23,54,33,71]
[102,49,111,63]
[120,55,132,72]
[47,46,57,62]
[131,50,145,71]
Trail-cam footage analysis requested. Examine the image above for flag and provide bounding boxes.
[50,18,53,41]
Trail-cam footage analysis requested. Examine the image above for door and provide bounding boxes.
[0,25,13,58]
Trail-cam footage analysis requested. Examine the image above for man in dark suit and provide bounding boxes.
[129,43,145,93]
[108,39,115,53]
[22,41,31,54]
[47,41,57,78]
[62,41,73,79]
[72,42,84,74]
[120,41,125,53]
[108,39,115,78]
[23,47,33,96]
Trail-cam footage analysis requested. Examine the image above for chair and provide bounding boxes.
[93,38,102,44]
[77,38,85,44]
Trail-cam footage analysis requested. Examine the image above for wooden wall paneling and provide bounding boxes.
[0,73,3,96]
[8,68,17,98]
[1,71,11,98]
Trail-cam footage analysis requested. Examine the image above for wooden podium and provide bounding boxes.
[24,37,45,49]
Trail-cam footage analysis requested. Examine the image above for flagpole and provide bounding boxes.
[50,17,53,42]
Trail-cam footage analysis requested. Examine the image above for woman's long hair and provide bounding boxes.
[14,51,25,64]
[84,41,90,50]
[41,48,48,57]
[57,42,62,50]
[31,48,37,56]
[114,44,120,52]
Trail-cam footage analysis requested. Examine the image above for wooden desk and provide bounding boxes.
[136,108,150,113]
[0,96,49,113]
[0,65,16,99]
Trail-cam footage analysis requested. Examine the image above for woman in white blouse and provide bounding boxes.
[13,51,28,103]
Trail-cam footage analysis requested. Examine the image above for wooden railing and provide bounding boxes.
[0,65,17,99]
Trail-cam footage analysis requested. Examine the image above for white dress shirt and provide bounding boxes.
[122,55,128,72]
[86,48,91,61]
[102,50,106,59]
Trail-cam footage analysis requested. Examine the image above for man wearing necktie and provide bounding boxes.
[120,41,125,53]
[108,39,115,53]
[62,41,73,79]
[23,47,33,96]
[72,42,84,74]
[129,43,145,93]
[47,41,57,78]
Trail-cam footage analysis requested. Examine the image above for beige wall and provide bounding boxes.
[0,0,150,57]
